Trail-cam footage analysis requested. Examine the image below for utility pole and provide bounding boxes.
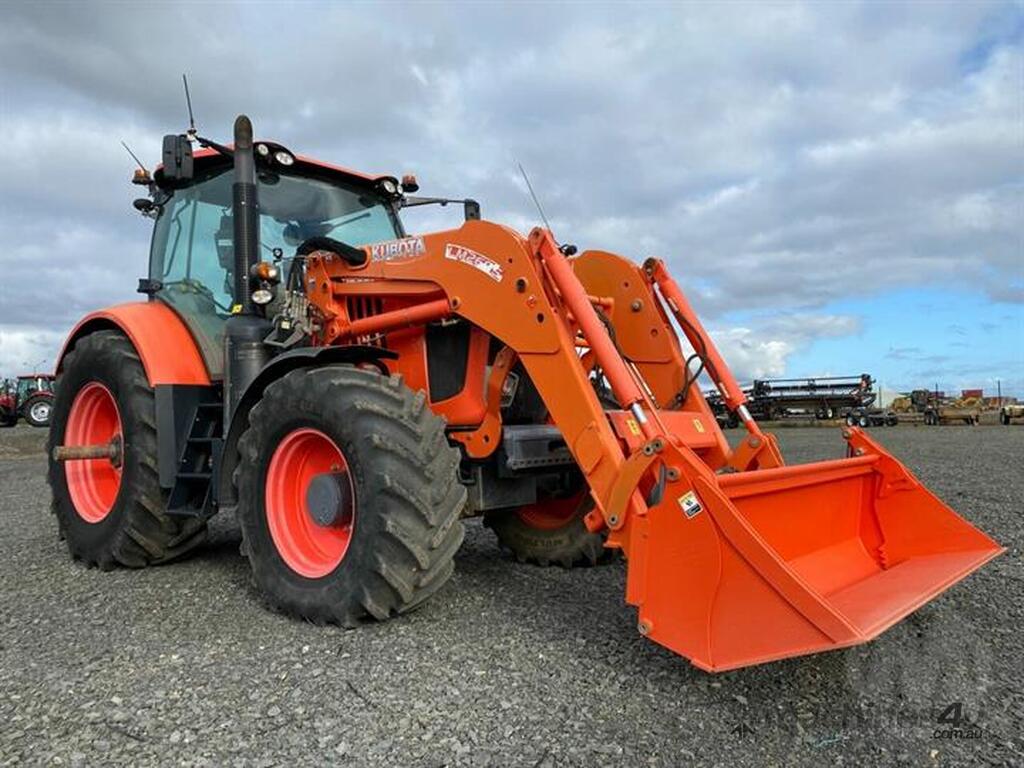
[997,379,1001,408]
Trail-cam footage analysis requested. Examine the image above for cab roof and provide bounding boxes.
[156,144,396,189]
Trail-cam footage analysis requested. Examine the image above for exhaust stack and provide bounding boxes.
[224,115,271,419]
[232,115,259,314]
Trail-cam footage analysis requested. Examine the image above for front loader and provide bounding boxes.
[47,115,1002,671]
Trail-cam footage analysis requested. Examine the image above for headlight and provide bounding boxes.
[252,288,274,305]
[379,178,398,196]
[256,143,270,157]
[274,150,295,166]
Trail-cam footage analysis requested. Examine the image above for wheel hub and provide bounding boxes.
[306,471,353,527]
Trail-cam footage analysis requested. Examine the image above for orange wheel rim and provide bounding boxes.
[265,428,355,578]
[516,493,585,531]
[65,383,122,523]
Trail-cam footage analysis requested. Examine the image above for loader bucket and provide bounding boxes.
[632,439,1003,672]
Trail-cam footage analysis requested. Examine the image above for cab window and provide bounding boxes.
[149,168,401,374]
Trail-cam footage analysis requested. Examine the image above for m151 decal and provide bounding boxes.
[444,243,504,282]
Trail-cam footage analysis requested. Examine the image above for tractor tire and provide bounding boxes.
[235,366,466,626]
[857,414,869,428]
[0,412,15,428]
[47,331,207,569]
[484,493,608,568]
[23,395,53,428]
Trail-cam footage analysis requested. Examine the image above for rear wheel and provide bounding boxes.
[236,366,466,625]
[485,492,607,567]
[24,396,53,427]
[47,331,207,568]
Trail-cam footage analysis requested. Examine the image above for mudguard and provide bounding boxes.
[57,302,211,386]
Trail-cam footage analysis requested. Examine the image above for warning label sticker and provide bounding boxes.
[678,491,703,519]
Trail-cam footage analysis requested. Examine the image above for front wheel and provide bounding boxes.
[236,366,466,625]
[24,396,53,427]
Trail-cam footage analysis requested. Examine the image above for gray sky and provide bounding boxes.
[0,1,1021,393]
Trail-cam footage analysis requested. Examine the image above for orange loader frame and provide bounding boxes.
[295,220,1003,672]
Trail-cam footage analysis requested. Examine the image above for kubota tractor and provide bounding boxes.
[47,116,1002,671]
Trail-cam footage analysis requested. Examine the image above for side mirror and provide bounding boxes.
[161,134,193,182]
[464,199,481,221]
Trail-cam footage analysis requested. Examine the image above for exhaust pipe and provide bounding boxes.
[232,115,259,314]
[224,115,271,419]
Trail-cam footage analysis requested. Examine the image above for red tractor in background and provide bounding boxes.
[0,374,56,428]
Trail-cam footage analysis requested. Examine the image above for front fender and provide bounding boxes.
[57,302,211,386]
[215,344,398,508]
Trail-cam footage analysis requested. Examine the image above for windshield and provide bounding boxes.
[152,169,399,311]
[149,168,401,374]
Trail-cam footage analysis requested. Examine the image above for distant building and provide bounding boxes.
[961,388,983,399]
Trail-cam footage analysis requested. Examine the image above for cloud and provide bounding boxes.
[710,313,862,380]
[0,327,65,376]
[886,346,922,360]
[0,1,1020,382]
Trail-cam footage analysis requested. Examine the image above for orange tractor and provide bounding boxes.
[48,116,1002,671]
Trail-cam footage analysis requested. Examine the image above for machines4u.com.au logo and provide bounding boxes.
[933,702,982,740]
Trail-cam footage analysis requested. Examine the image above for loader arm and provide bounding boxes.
[305,219,1002,672]
[305,221,633,511]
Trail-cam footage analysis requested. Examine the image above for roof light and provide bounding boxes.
[274,150,295,166]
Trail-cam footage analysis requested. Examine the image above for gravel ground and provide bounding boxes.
[0,423,1020,767]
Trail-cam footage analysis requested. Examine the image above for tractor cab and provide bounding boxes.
[16,374,55,401]
[145,146,406,378]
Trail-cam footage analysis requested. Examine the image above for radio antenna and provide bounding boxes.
[182,73,197,139]
[120,140,149,174]
[517,162,553,235]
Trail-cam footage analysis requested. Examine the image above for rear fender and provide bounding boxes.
[57,302,211,386]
